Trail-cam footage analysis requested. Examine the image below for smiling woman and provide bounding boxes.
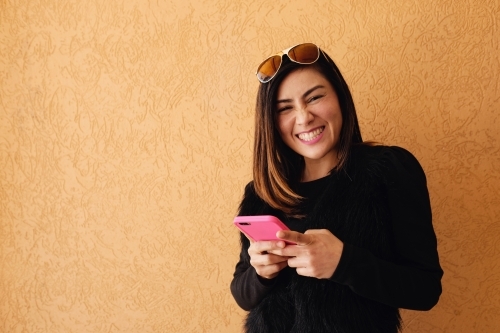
[276,68,343,182]
[230,43,443,333]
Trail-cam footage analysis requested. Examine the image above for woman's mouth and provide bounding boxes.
[297,127,325,142]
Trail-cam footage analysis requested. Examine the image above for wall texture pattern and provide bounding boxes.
[1,0,499,332]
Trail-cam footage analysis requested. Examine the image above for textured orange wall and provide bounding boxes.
[1,0,499,332]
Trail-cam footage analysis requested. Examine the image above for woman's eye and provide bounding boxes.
[308,95,323,103]
[277,106,292,113]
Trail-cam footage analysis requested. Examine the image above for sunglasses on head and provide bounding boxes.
[256,43,321,83]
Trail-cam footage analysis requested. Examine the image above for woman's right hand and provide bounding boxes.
[248,240,290,280]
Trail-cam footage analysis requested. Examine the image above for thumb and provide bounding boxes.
[277,230,312,245]
[304,229,329,235]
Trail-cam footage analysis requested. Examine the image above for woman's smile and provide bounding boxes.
[297,126,325,143]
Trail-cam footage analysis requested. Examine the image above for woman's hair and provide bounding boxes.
[253,49,363,216]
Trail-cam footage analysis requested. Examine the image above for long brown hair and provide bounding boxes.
[253,49,363,216]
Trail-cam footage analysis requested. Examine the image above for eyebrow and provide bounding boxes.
[276,85,326,104]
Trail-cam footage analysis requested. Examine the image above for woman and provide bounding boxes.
[230,43,443,332]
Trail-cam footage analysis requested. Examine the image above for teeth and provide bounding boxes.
[298,127,324,141]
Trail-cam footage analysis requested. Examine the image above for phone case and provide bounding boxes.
[233,215,294,244]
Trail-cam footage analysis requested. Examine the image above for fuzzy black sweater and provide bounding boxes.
[230,145,443,333]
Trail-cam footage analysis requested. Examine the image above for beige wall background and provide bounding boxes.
[1,0,499,332]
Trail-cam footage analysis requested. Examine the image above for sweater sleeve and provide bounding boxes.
[330,146,443,310]
[229,182,279,311]
[230,247,278,311]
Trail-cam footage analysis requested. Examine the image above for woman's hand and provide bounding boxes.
[247,239,290,280]
[269,229,344,279]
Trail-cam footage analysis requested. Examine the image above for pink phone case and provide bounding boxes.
[233,215,295,244]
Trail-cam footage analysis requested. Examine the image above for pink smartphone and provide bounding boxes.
[233,215,295,244]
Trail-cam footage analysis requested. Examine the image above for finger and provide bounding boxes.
[251,253,289,267]
[249,241,269,254]
[268,245,300,257]
[268,245,294,258]
[256,240,286,252]
[304,229,325,235]
[267,254,291,264]
[277,230,312,246]
[295,267,313,278]
[254,253,290,264]
[250,240,286,255]
[287,256,307,269]
[255,261,288,278]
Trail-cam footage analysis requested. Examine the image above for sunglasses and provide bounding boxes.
[256,43,321,83]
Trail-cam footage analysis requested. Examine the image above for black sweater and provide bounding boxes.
[230,146,443,317]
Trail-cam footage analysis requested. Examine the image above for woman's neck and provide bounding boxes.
[301,156,339,182]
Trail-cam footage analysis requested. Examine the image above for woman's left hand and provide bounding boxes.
[269,229,344,279]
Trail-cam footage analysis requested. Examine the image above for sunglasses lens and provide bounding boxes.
[256,43,320,83]
[288,43,319,63]
[257,55,282,83]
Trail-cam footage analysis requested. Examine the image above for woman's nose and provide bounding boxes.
[295,107,313,125]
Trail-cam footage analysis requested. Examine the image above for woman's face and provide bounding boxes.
[276,66,343,175]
